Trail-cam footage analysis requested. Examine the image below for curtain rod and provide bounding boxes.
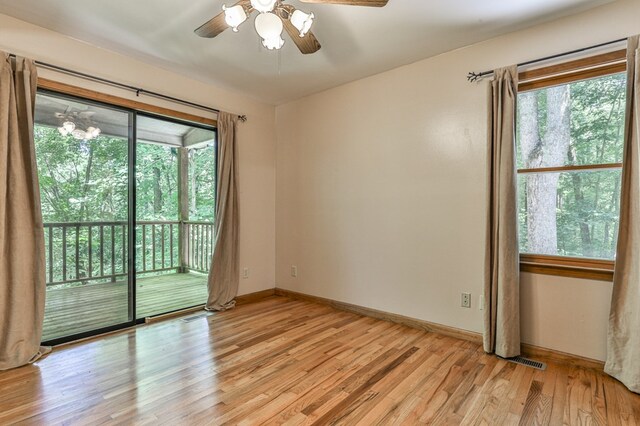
[467,37,628,83]
[7,53,247,122]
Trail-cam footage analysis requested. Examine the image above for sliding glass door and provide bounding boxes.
[35,91,217,343]
[35,92,134,343]
[134,115,215,319]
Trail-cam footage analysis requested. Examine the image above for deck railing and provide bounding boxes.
[44,220,214,286]
[183,221,215,274]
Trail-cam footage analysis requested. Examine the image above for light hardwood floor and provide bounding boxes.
[1,296,639,425]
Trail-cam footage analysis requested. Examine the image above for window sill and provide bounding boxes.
[519,254,614,282]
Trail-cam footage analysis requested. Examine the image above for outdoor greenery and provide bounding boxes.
[188,145,217,221]
[136,143,178,221]
[136,143,217,221]
[517,72,625,260]
[35,114,216,286]
[36,126,129,223]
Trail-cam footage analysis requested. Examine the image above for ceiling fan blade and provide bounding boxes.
[194,0,252,38]
[298,0,388,6]
[276,5,321,54]
[194,12,227,38]
[283,21,321,54]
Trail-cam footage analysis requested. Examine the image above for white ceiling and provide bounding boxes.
[0,0,614,104]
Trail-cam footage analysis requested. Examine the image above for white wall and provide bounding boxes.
[276,0,640,361]
[520,273,612,360]
[0,13,276,296]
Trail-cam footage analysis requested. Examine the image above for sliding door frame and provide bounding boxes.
[133,111,217,324]
[128,112,138,326]
[39,89,138,346]
[38,86,217,346]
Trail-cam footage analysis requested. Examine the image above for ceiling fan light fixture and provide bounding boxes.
[57,115,101,140]
[223,4,247,32]
[290,10,314,37]
[250,0,277,13]
[196,0,388,54]
[254,12,283,40]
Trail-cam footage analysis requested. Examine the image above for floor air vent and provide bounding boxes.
[506,356,547,370]
[181,313,209,323]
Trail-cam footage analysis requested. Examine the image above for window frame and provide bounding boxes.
[516,49,627,282]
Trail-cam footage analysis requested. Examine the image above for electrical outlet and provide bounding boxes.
[461,292,471,308]
[242,267,249,279]
[291,265,298,278]
[479,295,485,310]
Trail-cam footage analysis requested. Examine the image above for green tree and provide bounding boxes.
[35,124,216,285]
[517,73,625,260]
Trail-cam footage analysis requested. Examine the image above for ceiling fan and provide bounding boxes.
[195,0,388,54]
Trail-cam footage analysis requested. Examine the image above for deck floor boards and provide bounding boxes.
[43,272,208,341]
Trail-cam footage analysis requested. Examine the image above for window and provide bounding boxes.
[516,50,627,280]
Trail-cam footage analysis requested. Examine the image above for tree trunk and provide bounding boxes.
[79,144,94,222]
[42,157,65,218]
[153,166,163,214]
[610,177,621,256]
[519,86,571,255]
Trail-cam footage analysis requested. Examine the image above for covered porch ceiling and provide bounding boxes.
[34,92,215,148]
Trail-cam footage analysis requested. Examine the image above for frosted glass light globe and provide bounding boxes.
[291,10,314,37]
[262,36,284,50]
[254,12,283,40]
[223,4,247,32]
[63,121,76,133]
[72,129,86,140]
[250,0,277,13]
[85,127,101,139]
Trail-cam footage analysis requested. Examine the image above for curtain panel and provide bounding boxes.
[0,52,49,370]
[605,35,640,394]
[206,112,240,311]
[483,66,521,359]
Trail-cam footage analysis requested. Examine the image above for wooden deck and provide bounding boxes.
[2,296,639,424]
[43,272,208,341]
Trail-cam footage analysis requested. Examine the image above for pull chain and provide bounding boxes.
[278,48,282,75]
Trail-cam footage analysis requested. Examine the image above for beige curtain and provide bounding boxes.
[0,53,49,370]
[483,66,521,359]
[605,35,640,394]
[206,112,240,311]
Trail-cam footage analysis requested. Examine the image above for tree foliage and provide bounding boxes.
[35,122,216,286]
[136,143,178,221]
[35,126,128,222]
[517,73,625,260]
[188,146,216,221]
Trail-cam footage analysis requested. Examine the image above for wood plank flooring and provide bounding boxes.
[43,272,208,341]
[2,296,639,425]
